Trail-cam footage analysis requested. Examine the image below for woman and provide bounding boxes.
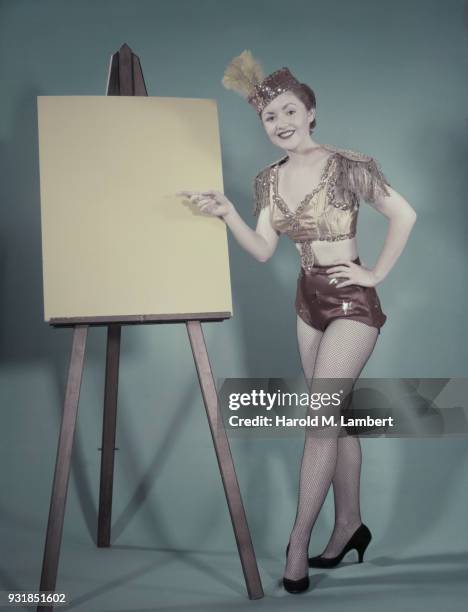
[179,50,417,594]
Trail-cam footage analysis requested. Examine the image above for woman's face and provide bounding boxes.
[261,91,315,151]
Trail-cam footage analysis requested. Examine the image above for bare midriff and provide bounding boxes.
[296,236,359,266]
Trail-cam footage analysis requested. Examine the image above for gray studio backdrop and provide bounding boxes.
[0,0,467,591]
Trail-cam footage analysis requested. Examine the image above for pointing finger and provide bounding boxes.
[177,191,201,198]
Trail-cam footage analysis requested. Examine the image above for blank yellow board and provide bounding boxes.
[37,96,233,323]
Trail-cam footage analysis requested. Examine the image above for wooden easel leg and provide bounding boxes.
[186,321,264,600]
[97,324,121,547]
[37,325,88,612]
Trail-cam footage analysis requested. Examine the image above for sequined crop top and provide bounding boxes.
[253,144,390,271]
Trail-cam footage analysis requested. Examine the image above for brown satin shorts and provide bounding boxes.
[295,257,387,333]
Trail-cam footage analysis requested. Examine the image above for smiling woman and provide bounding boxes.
[178,49,417,595]
[261,92,314,150]
[262,87,317,139]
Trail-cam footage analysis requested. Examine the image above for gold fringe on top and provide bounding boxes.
[252,148,391,217]
[253,166,273,217]
[334,155,391,204]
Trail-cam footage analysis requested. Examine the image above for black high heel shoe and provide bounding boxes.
[308,524,372,568]
[283,543,310,593]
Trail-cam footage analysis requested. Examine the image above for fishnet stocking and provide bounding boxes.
[284,316,378,580]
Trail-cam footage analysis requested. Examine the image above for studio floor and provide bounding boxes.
[3,532,468,612]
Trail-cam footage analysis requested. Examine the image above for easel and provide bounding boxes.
[37,44,264,611]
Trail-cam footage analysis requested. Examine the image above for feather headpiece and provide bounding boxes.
[222,50,264,100]
[222,50,302,114]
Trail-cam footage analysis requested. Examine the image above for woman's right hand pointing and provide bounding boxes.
[177,190,233,218]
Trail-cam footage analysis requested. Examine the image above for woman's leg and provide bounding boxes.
[296,315,323,379]
[285,318,379,580]
[297,314,379,558]
[320,430,363,557]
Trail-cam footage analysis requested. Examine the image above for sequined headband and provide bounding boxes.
[247,67,303,114]
[222,50,303,115]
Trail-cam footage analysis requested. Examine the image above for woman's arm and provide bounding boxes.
[223,203,279,262]
[179,189,279,263]
[366,185,417,284]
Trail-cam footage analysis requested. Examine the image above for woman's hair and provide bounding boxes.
[291,83,317,133]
